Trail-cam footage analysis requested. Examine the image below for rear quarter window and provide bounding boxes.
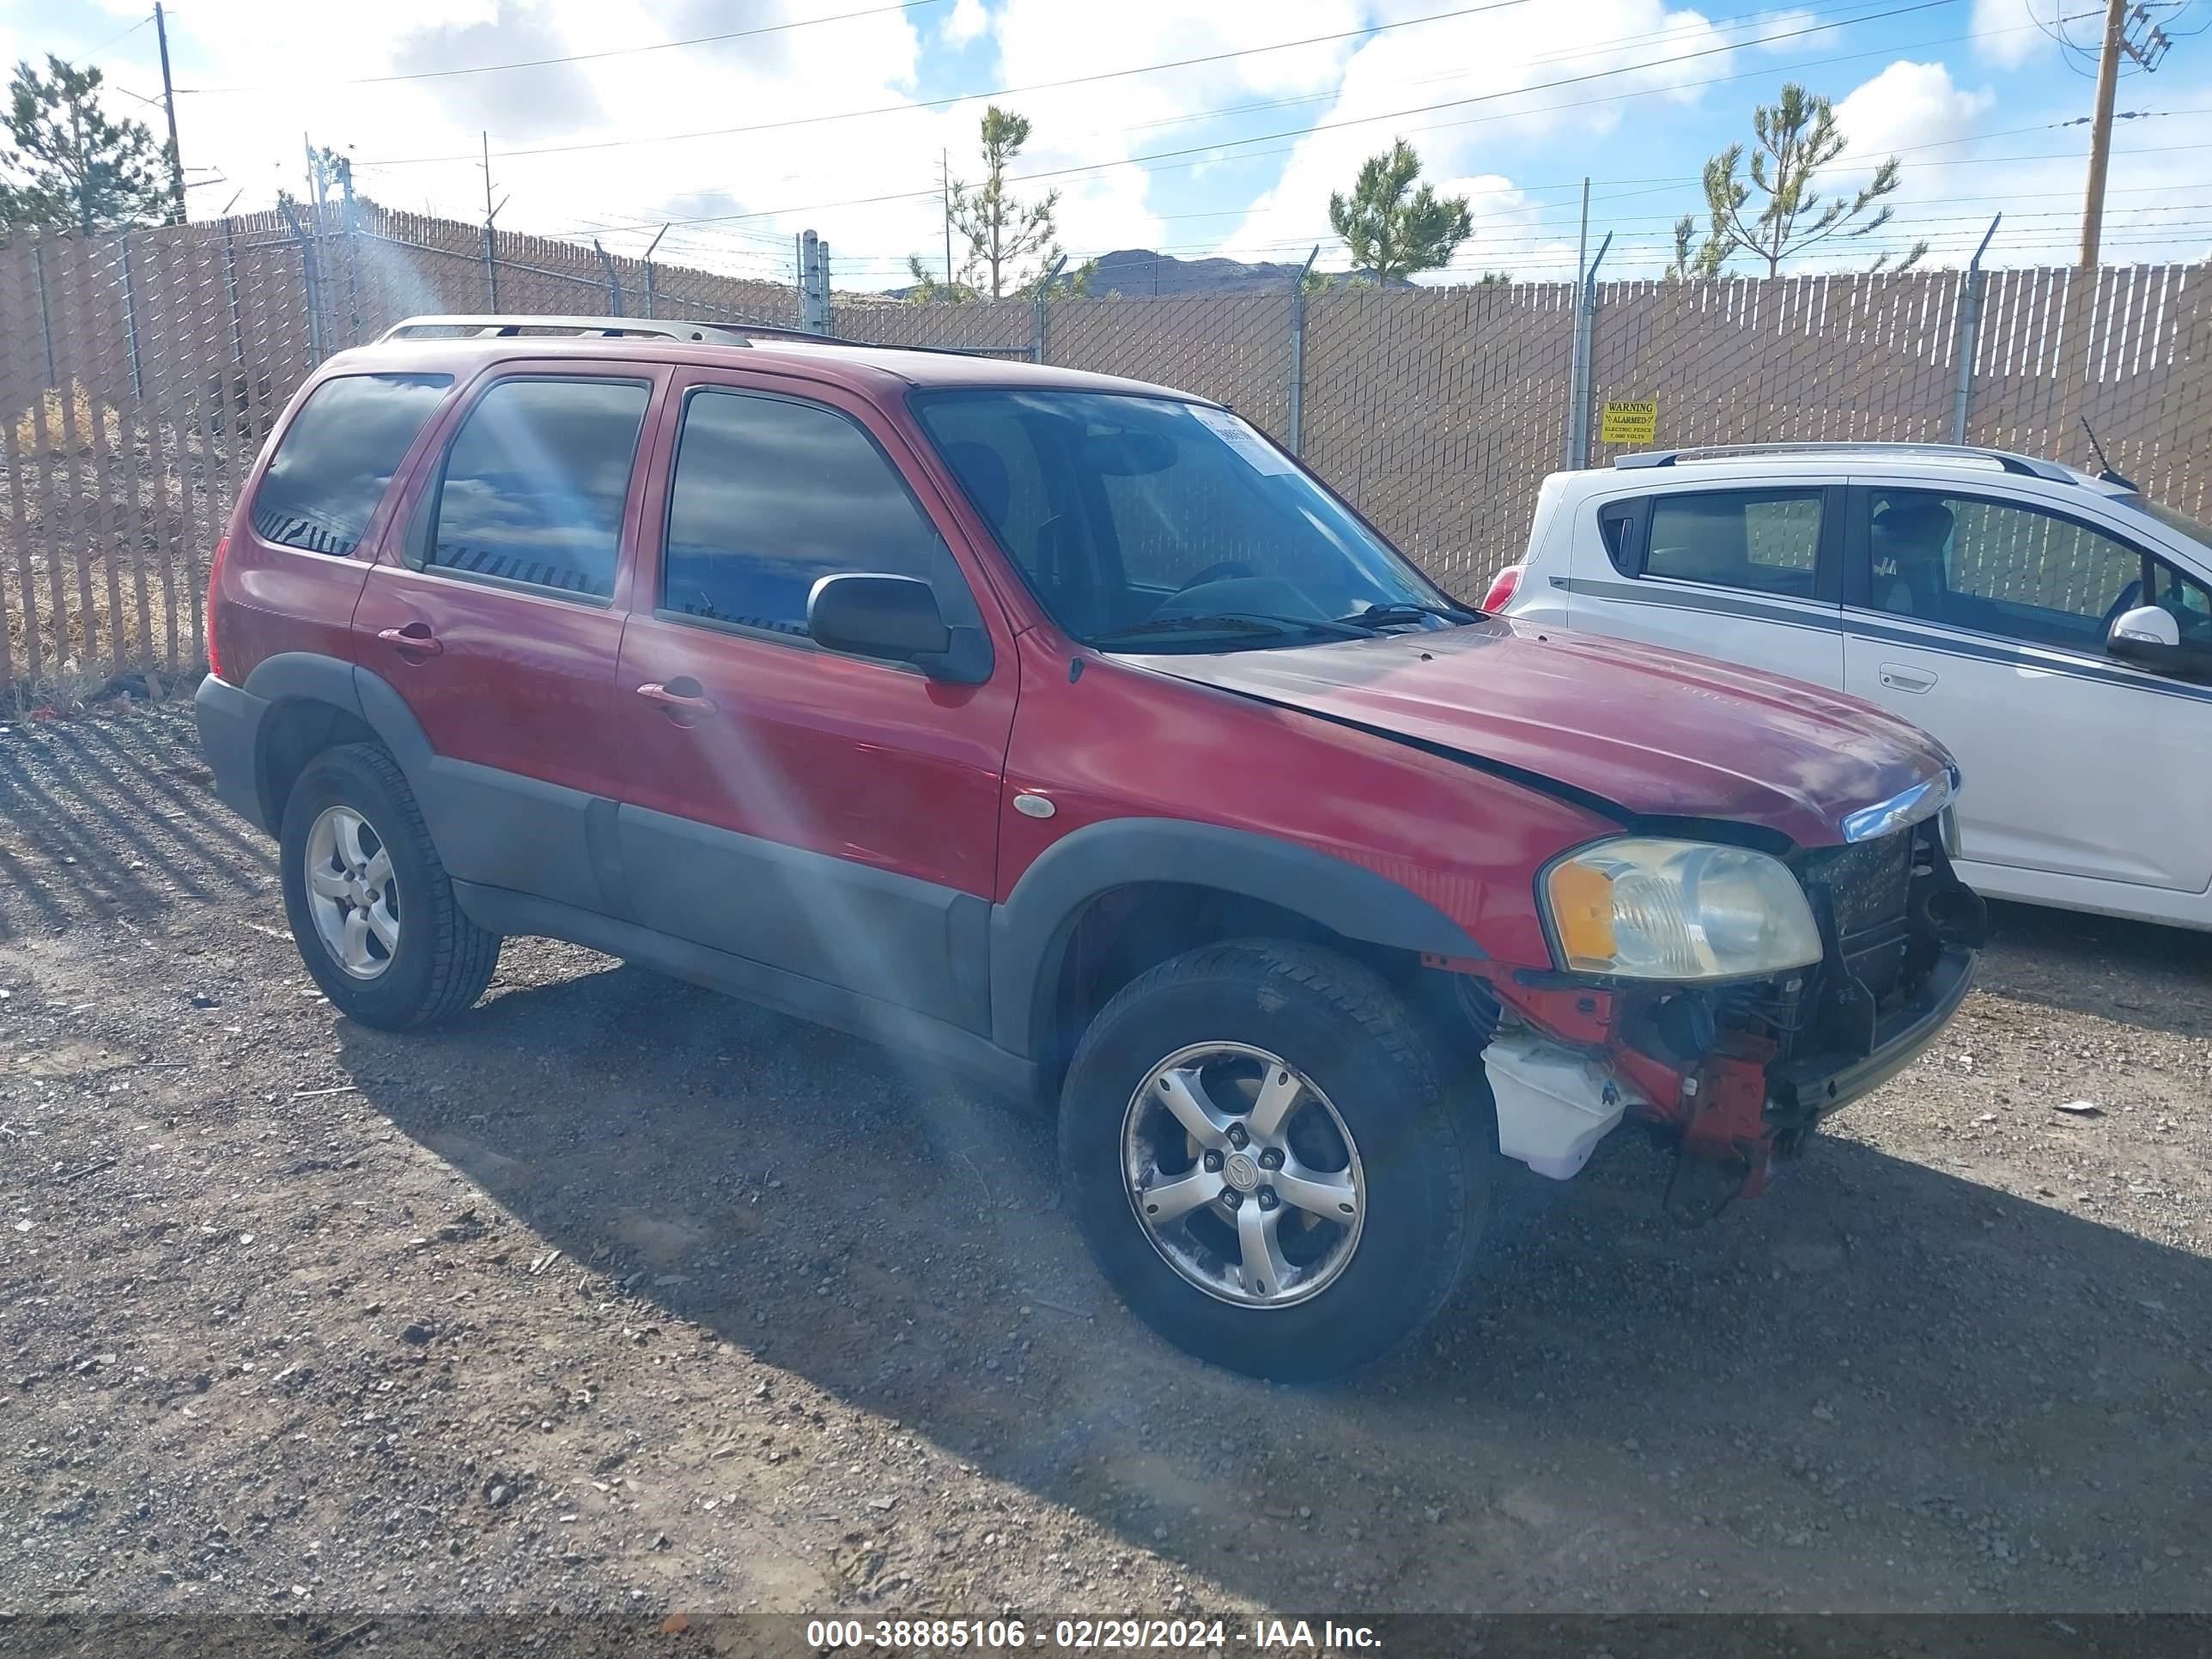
[250,374,453,556]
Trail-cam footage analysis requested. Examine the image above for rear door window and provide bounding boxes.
[418,377,651,601]
[1644,489,1826,599]
[249,373,451,556]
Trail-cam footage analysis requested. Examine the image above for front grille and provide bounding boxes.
[1800,832,1915,1003]
[1811,835,1913,936]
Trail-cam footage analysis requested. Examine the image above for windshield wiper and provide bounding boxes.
[1334,599,1482,628]
[1088,611,1370,646]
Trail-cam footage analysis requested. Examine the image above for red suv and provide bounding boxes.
[196,315,1983,1379]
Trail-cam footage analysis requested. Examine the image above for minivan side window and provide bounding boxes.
[661,388,974,640]
[1863,488,2152,651]
[1643,489,1823,599]
[420,378,651,601]
[250,373,451,556]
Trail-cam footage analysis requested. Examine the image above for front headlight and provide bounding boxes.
[1540,836,1823,981]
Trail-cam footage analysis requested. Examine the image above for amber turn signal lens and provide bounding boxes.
[1546,858,1616,969]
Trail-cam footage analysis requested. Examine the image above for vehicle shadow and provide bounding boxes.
[0,708,275,942]
[1978,898,2212,1041]
[340,957,2212,1614]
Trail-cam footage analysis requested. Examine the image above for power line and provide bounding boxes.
[89,12,156,52]
[549,4,2102,251]
[356,0,1538,167]
[545,0,1969,243]
[178,0,948,94]
[1024,0,1939,155]
[1002,0,1958,191]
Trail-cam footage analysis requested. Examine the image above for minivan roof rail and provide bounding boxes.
[376,313,826,348]
[1612,441,2081,483]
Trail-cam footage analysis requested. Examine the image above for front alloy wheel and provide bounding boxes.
[1061,939,1488,1381]
[1125,1042,1364,1306]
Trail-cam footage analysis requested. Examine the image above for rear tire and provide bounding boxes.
[1060,939,1487,1381]
[278,743,501,1030]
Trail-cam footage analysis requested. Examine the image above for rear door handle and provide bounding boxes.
[1878,662,1936,694]
[376,623,442,658]
[635,679,719,721]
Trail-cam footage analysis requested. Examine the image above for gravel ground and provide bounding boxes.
[1,699,2207,1620]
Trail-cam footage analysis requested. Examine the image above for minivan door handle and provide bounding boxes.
[376,623,442,659]
[635,678,720,724]
[1878,662,1936,694]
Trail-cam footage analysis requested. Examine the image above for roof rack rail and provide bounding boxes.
[376,313,811,348]
[374,313,1049,367]
[1612,441,2080,483]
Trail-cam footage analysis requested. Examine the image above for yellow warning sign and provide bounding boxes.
[1600,398,1658,446]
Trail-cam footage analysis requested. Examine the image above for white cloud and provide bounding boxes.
[1969,0,2042,70]
[1213,1,1749,276]
[1744,9,1841,52]
[1832,60,1997,159]
[1823,58,2212,270]
[105,0,956,289]
[943,0,990,49]
[930,0,1365,276]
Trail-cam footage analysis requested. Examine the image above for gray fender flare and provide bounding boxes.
[989,817,1485,1060]
[236,653,439,818]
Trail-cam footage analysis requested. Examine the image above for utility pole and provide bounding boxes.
[479,131,504,311]
[2079,0,2175,265]
[942,149,953,286]
[1574,176,1590,292]
[335,151,360,346]
[154,1,186,223]
[2079,0,2125,267]
[643,223,669,319]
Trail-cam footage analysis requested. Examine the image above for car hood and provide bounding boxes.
[1125,620,1954,848]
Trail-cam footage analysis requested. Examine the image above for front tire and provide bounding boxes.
[1060,940,1486,1381]
[278,743,501,1030]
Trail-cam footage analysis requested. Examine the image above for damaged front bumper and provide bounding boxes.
[1464,819,1983,1218]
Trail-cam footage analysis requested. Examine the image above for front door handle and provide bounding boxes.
[636,678,719,723]
[1878,662,1936,694]
[376,623,442,658]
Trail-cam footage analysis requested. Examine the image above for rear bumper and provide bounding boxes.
[194,672,272,834]
[1776,942,1977,1119]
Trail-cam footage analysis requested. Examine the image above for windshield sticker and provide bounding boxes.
[1191,405,1296,475]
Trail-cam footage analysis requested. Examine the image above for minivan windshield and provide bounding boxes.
[911,388,1468,647]
[2127,493,2212,552]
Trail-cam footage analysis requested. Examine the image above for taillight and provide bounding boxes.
[205,535,229,680]
[1480,562,1522,613]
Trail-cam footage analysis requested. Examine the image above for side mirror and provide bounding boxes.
[2107,604,2210,680]
[807,573,988,684]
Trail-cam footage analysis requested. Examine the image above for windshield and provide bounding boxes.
[2126,493,2212,552]
[911,388,1458,647]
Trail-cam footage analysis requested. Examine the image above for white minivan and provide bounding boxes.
[1494,442,2212,929]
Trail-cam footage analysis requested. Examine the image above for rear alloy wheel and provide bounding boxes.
[301,805,402,980]
[1061,940,1486,1381]
[278,743,501,1030]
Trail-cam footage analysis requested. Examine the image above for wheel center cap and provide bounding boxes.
[1223,1150,1261,1193]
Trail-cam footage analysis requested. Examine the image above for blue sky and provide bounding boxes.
[5,0,2209,289]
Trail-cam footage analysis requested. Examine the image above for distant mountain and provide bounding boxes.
[1082,248,1312,296]
[877,247,1314,301]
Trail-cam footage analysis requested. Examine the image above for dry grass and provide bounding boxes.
[2,557,196,709]
[1,398,235,705]
[10,382,118,457]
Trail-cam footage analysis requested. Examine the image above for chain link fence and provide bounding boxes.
[3,195,2208,703]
